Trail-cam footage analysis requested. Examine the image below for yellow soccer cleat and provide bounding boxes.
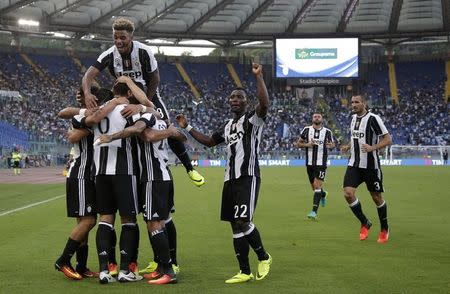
[256,253,272,280]
[172,264,180,275]
[138,261,158,275]
[225,271,254,284]
[187,170,205,187]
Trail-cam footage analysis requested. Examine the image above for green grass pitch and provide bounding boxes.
[0,166,449,293]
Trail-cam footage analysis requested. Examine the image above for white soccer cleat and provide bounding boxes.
[118,270,144,283]
[99,270,116,284]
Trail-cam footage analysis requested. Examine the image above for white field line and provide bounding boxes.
[0,194,64,217]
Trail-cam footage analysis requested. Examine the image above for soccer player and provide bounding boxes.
[112,76,181,278]
[81,17,205,187]
[443,149,448,165]
[175,63,272,283]
[58,86,122,277]
[95,110,186,285]
[295,112,335,220]
[54,87,108,280]
[341,94,392,243]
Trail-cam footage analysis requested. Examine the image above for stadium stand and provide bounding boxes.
[0,51,448,157]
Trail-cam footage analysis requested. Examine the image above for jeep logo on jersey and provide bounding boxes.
[312,139,324,145]
[227,131,244,145]
[117,71,142,79]
[352,130,365,138]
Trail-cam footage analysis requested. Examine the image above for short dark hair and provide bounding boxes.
[96,88,114,104]
[352,94,367,102]
[113,82,130,97]
[231,87,247,98]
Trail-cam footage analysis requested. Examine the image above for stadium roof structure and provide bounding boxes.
[0,0,449,47]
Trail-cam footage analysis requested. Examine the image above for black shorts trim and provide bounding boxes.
[13,161,20,168]
[221,176,260,222]
[139,180,174,221]
[66,178,96,217]
[306,165,327,183]
[343,166,384,192]
[95,175,139,216]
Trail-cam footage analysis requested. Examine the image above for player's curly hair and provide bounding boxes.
[112,17,134,34]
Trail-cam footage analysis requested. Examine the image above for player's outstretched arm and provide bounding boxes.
[141,125,186,143]
[82,66,100,109]
[58,107,81,119]
[95,121,147,145]
[252,63,269,118]
[175,114,218,147]
[66,129,91,144]
[84,97,128,126]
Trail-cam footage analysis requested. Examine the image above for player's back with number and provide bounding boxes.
[93,103,139,175]
[137,113,171,182]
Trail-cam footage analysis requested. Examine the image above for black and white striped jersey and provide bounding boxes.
[212,110,265,182]
[300,126,333,167]
[88,103,140,176]
[93,41,158,89]
[67,115,94,180]
[135,113,172,182]
[348,111,389,169]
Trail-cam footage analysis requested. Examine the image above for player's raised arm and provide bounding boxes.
[252,63,269,118]
[116,76,153,107]
[82,66,101,109]
[176,114,220,147]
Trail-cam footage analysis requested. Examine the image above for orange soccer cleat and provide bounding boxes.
[377,229,390,244]
[144,270,162,280]
[55,262,83,280]
[359,221,372,241]
[147,274,177,285]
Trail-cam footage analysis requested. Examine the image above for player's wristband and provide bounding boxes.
[79,108,86,116]
[141,105,147,113]
[185,125,193,132]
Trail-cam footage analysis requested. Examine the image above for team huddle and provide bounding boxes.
[54,17,272,285]
[53,17,391,286]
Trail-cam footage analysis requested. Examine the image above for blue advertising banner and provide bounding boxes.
[197,159,446,167]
